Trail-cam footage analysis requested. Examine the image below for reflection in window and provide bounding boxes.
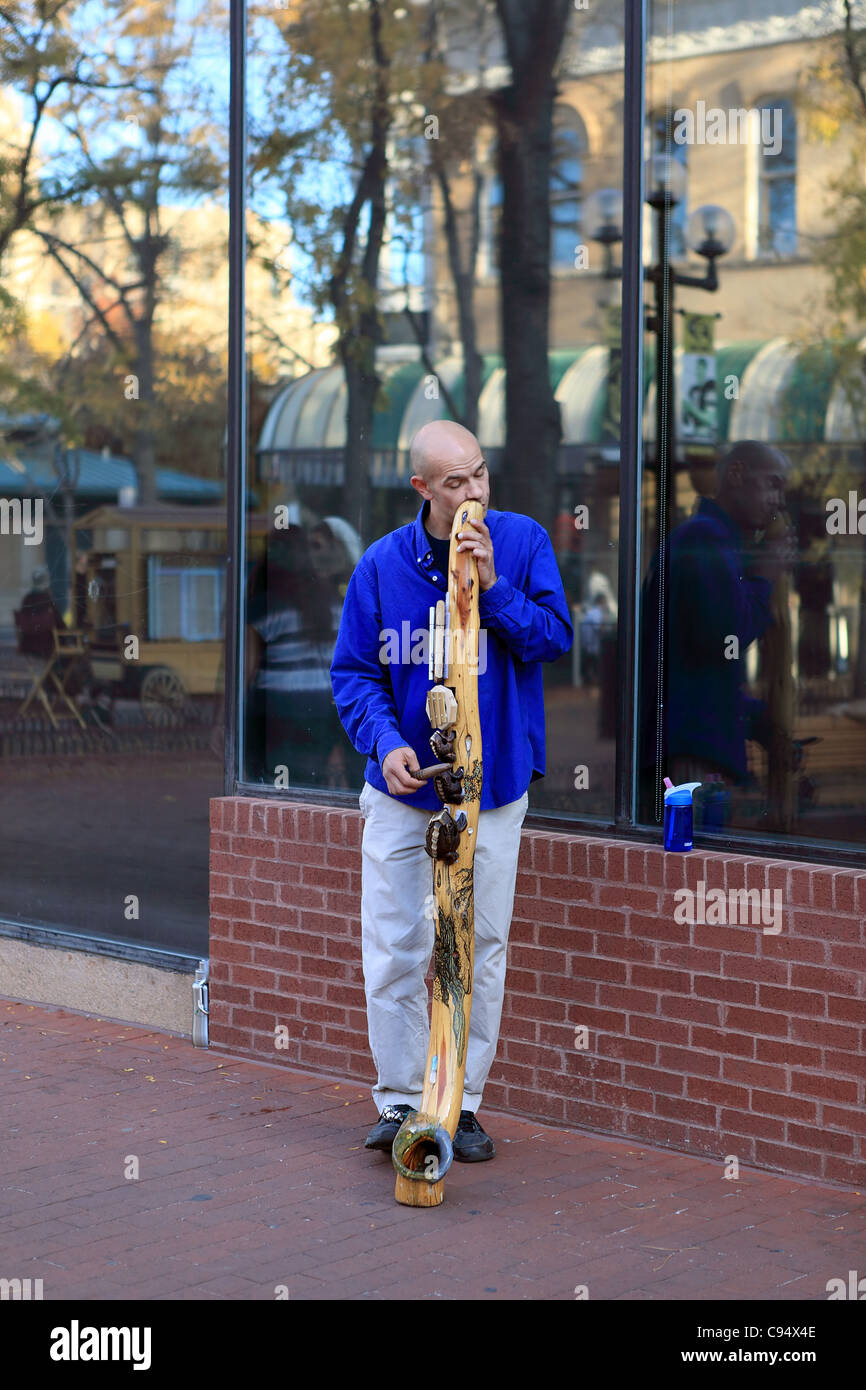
[551,110,586,269]
[758,97,797,257]
[148,557,224,641]
[648,108,687,258]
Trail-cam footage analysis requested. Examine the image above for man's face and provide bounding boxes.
[411,441,490,535]
[734,456,789,530]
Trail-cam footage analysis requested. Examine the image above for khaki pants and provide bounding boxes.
[359,782,528,1115]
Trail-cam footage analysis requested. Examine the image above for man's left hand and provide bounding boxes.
[457,516,497,591]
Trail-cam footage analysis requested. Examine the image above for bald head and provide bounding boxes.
[716,439,790,531]
[410,420,481,481]
[409,419,490,539]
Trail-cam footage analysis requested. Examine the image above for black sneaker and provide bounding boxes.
[364,1104,414,1152]
[453,1110,495,1162]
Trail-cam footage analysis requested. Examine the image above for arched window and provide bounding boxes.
[550,109,587,269]
[757,96,797,257]
[483,109,587,276]
[647,108,688,259]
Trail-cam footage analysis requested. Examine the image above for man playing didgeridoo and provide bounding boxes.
[331,420,573,1160]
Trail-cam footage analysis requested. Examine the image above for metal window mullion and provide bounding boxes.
[225,0,247,796]
[614,0,647,832]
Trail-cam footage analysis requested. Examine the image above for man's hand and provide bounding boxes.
[456,516,497,591]
[382,745,422,795]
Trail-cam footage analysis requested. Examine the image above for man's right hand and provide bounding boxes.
[381,746,422,795]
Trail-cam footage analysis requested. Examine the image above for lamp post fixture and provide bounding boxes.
[586,162,734,547]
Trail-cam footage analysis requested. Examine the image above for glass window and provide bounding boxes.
[639,3,866,853]
[647,107,688,259]
[551,111,587,270]
[0,3,228,954]
[240,1,626,821]
[758,96,797,257]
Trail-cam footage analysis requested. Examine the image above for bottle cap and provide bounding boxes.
[663,780,702,805]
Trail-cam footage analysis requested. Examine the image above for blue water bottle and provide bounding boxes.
[663,780,701,852]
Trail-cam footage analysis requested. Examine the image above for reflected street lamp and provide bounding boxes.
[587,163,734,547]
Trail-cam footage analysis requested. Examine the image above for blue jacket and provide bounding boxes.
[639,497,774,782]
[330,502,573,810]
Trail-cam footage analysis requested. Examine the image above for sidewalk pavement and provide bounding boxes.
[2,998,864,1301]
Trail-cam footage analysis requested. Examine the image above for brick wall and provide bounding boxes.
[209,796,866,1187]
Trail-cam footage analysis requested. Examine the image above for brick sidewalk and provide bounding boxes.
[2,999,864,1301]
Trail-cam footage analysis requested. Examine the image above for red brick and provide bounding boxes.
[661,996,722,1025]
[549,838,570,876]
[790,910,861,942]
[628,1064,683,1095]
[630,1014,688,1046]
[595,931,655,963]
[825,1154,866,1185]
[605,844,628,882]
[762,935,826,965]
[725,953,787,985]
[752,1090,816,1123]
[625,1113,688,1146]
[823,1104,866,1137]
[598,885,660,912]
[754,1141,824,1177]
[211,939,253,965]
[569,956,627,984]
[569,841,589,876]
[597,1034,657,1065]
[826,995,866,1024]
[720,1109,784,1142]
[233,834,275,858]
[627,912,689,944]
[789,1071,859,1105]
[691,1025,753,1058]
[251,903,300,926]
[210,894,252,922]
[214,984,252,1007]
[686,1076,749,1110]
[232,921,279,946]
[597,984,659,1014]
[723,1057,787,1089]
[233,965,277,990]
[658,1045,720,1077]
[655,1094,717,1126]
[693,974,756,1005]
[758,983,824,1015]
[829,943,866,973]
[656,944,722,973]
[725,1006,788,1039]
[539,875,594,902]
[788,1122,854,1155]
[756,1037,821,1068]
[253,859,301,884]
[594,1081,650,1111]
[790,1016,859,1049]
[232,876,277,902]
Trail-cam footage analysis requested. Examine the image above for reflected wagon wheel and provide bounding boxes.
[140,666,187,727]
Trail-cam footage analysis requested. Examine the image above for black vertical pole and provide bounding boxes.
[614,0,646,832]
[224,0,247,795]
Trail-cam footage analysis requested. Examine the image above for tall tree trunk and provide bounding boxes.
[491,0,571,535]
[329,0,390,544]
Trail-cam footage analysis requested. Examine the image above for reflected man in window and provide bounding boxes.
[639,440,796,828]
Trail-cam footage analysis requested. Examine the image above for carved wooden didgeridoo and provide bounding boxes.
[392,500,484,1207]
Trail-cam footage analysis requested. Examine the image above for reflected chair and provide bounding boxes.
[16,627,88,729]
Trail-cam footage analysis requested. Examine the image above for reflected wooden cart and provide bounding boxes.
[71,504,268,725]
